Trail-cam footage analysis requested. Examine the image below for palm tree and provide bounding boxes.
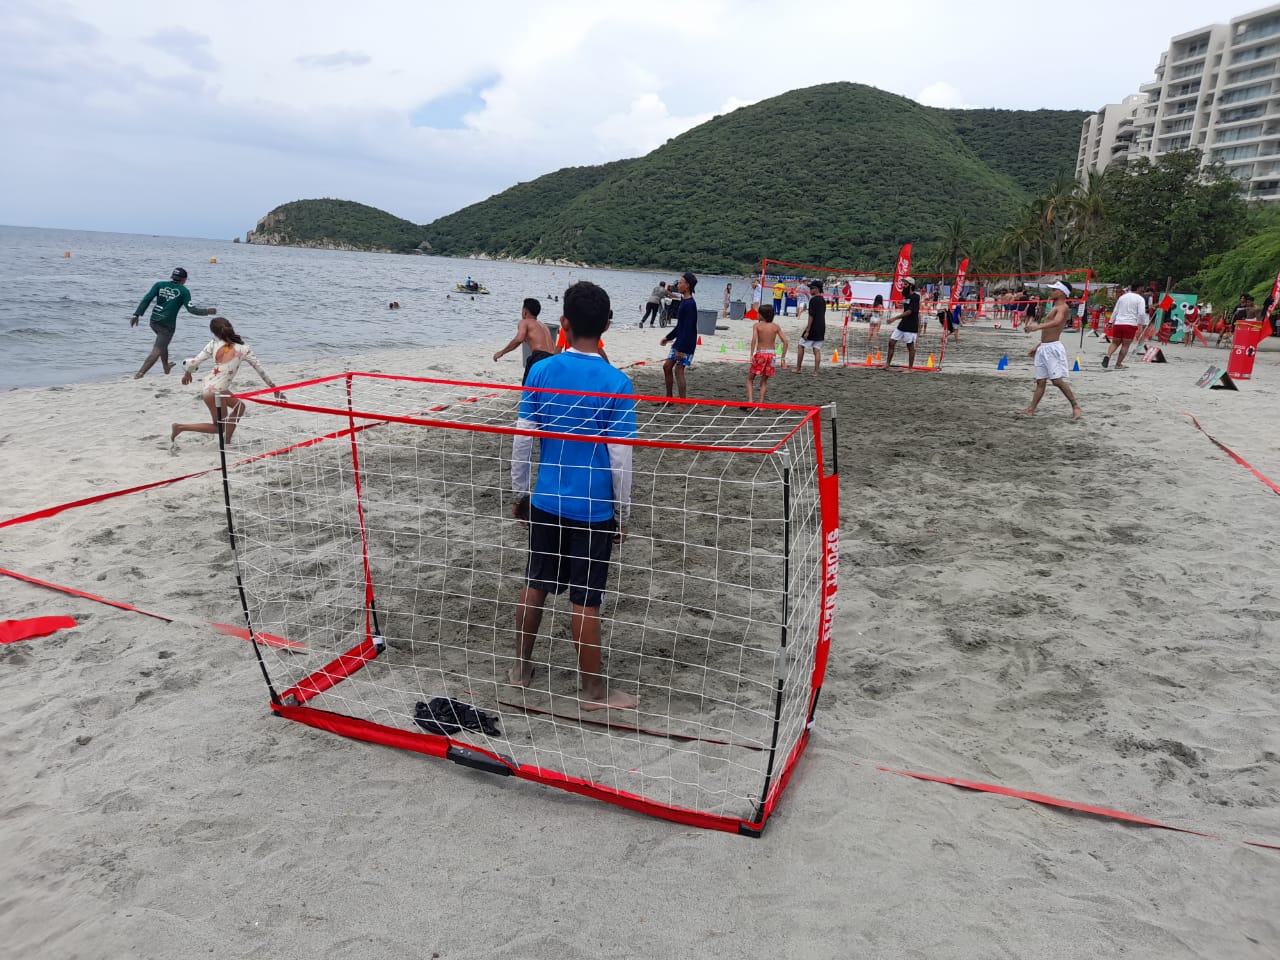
[938,216,972,277]
[1067,172,1109,272]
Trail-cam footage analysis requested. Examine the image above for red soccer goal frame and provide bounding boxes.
[218,372,841,836]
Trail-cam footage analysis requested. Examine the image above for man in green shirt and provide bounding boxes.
[129,267,217,378]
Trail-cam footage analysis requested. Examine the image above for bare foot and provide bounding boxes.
[582,689,640,711]
[163,361,174,374]
[133,371,144,380]
[1114,363,1127,370]
[1020,408,1037,416]
[170,424,180,442]
[507,663,533,688]
[1072,406,1083,419]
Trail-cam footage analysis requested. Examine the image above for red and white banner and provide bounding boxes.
[889,243,912,305]
[948,258,969,310]
[1263,267,1280,338]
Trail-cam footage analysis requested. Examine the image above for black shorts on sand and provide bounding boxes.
[522,350,553,386]
[150,320,175,351]
[525,504,616,608]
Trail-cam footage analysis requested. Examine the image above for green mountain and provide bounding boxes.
[246,198,429,253]
[943,107,1092,194]
[423,83,1088,272]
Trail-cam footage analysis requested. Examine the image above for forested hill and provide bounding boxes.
[943,107,1092,194]
[246,199,429,253]
[423,83,1087,272]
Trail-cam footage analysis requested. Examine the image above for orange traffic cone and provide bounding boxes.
[927,354,935,369]
[697,336,703,346]
[865,352,873,365]
[832,349,839,364]
[874,351,882,363]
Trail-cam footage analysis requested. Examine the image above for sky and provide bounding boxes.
[0,0,1233,238]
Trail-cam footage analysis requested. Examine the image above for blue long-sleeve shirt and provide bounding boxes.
[664,297,698,354]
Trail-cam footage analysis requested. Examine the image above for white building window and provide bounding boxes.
[1215,123,1264,143]
[1215,143,1261,162]
[1220,82,1272,105]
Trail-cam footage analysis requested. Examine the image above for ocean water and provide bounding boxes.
[0,225,742,390]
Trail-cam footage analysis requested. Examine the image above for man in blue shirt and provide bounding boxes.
[660,271,698,398]
[510,280,639,710]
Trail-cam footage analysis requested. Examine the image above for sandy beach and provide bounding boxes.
[2,319,1278,959]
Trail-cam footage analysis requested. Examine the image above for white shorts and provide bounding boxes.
[800,338,823,349]
[890,329,918,345]
[1034,341,1069,381]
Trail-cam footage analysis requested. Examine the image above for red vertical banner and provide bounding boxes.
[948,258,969,309]
[889,243,912,305]
[1263,268,1280,338]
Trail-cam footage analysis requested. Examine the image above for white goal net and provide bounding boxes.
[219,373,839,835]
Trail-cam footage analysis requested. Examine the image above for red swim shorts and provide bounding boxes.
[1111,325,1138,342]
[750,351,777,378]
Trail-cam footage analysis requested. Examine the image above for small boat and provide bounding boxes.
[455,283,490,295]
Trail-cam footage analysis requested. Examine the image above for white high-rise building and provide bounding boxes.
[1075,95,1144,179]
[1078,3,1280,201]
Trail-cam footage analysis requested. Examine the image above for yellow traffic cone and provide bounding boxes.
[927,354,935,369]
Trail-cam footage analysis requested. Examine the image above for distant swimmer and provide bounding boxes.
[130,267,216,379]
[493,298,556,385]
[170,317,283,449]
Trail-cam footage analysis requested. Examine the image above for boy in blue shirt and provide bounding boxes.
[510,281,640,710]
[660,272,698,398]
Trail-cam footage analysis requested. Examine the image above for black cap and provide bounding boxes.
[171,267,188,281]
[681,271,697,291]
[808,280,822,290]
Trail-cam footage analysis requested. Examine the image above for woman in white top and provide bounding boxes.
[171,316,282,446]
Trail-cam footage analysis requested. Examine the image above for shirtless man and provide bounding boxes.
[747,303,789,403]
[1021,281,1082,418]
[493,298,555,385]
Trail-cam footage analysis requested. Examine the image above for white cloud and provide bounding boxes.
[916,81,971,109]
[0,0,1235,236]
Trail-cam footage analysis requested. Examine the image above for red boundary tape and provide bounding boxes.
[1185,413,1280,496]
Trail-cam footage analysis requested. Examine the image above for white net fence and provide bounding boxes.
[221,374,832,830]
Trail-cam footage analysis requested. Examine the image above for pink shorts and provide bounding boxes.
[750,351,776,378]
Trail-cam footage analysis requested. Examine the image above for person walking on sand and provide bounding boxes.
[509,280,639,710]
[795,280,826,374]
[129,267,217,379]
[868,293,885,351]
[170,317,283,448]
[1021,281,1082,419]
[1103,283,1146,370]
[747,303,788,403]
[640,281,665,328]
[661,272,698,398]
[493,298,556,385]
[882,277,921,370]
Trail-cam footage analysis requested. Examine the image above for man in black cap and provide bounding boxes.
[660,272,698,398]
[129,267,217,379]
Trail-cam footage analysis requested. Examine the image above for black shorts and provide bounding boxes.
[525,504,616,608]
[150,320,175,351]
[522,350,553,386]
